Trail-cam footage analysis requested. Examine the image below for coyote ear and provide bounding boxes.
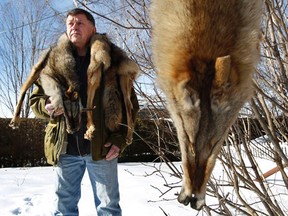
[214,55,231,87]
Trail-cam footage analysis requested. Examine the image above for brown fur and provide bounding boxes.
[150,0,262,210]
[40,34,80,134]
[84,34,111,140]
[9,33,138,145]
[9,34,81,134]
[110,45,139,144]
[84,34,139,143]
[9,48,51,129]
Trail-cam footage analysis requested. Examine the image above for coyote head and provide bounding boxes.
[62,86,81,134]
[150,0,262,210]
[40,71,81,135]
[171,55,253,210]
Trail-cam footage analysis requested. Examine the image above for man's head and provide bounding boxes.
[66,8,96,54]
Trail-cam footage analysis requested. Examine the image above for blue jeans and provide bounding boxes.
[54,154,121,216]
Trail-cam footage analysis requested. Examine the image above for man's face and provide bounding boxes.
[66,14,96,49]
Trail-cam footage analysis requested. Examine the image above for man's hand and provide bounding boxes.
[104,143,120,161]
[45,97,64,117]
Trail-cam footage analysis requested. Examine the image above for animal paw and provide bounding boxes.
[178,191,205,210]
[177,192,191,206]
[190,197,205,210]
[84,125,96,140]
[9,117,20,129]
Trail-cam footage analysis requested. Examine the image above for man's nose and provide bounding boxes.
[71,22,78,30]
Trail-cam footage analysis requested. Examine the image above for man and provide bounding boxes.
[30,8,139,216]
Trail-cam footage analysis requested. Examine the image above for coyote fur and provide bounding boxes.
[150,0,262,210]
[9,33,138,144]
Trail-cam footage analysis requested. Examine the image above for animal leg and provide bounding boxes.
[40,74,63,111]
[177,138,195,206]
[168,103,196,206]
[165,79,201,149]
[177,118,207,210]
[84,35,111,140]
[119,76,133,145]
[84,67,101,140]
[9,48,51,128]
[117,57,139,144]
[164,80,201,207]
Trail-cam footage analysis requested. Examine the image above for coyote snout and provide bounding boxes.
[150,0,262,210]
[62,87,81,134]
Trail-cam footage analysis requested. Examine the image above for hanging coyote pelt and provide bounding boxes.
[150,0,262,210]
[9,33,138,143]
[9,34,82,134]
[84,33,139,143]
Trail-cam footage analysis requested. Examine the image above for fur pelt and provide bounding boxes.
[9,34,81,134]
[49,33,139,142]
[10,33,139,144]
[150,0,262,210]
[86,33,139,143]
[40,34,81,134]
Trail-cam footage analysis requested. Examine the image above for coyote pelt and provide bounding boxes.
[150,0,262,210]
[85,33,139,143]
[9,34,81,134]
[10,33,138,144]
[41,34,79,108]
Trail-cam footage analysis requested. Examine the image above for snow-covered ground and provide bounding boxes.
[0,159,287,216]
[0,162,193,216]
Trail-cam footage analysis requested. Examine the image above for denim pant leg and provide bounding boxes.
[54,154,86,216]
[85,156,122,216]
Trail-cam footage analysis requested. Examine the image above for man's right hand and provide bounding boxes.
[45,97,64,117]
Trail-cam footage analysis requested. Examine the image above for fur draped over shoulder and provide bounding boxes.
[9,32,139,145]
[58,33,139,143]
[88,33,139,144]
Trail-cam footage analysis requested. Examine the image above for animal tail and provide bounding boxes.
[9,48,52,129]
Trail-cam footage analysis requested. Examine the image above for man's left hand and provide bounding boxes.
[104,143,120,161]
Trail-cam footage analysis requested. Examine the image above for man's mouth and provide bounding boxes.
[71,32,81,37]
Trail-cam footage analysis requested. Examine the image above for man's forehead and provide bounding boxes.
[66,14,88,22]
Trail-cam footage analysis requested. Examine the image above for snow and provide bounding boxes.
[0,159,287,216]
[0,162,191,216]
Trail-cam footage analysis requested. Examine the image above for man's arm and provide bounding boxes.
[29,81,51,120]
